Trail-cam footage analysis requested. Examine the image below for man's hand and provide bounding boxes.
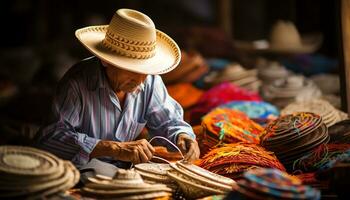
[177,133,200,162]
[90,139,155,164]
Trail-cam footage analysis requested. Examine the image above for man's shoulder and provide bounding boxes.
[58,56,100,90]
[63,56,98,79]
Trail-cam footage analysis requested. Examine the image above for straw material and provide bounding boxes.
[282,99,345,127]
[204,63,261,91]
[82,168,172,199]
[176,161,234,186]
[135,163,172,176]
[169,162,233,191]
[167,170,228,199]
[234,21,322,54]
[261,75,322,108]
[257,60,290,84]
[75,9,180,75]
[0,146,79,199]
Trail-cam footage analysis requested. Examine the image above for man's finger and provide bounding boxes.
[132,148,140,164]
[145,141,155,154]
[137,146,149,163]
[177,139,187,153]
[143,143,154,161]
[184,142,195,161]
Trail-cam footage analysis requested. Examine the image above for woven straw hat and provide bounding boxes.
[75,8,181,75]
[234,20,322,54]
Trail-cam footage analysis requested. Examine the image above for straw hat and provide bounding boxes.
[234,20,322,54]
[75,8,181,75]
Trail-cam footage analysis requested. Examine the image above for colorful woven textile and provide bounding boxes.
[234,168,321,200]
[220,101,279,125]
[292,143,350,172]
[190,82,261,125]
[198,143,285,179]
[261,112,329,170]
[199,108,263,155]
[166,83,203,109]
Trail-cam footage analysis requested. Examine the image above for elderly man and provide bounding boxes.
[36,8,200,167]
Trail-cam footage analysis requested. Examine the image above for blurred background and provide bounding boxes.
[0,0,344,145]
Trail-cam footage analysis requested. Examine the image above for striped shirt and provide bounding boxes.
[36,56,195,167]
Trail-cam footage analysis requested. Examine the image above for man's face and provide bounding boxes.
[103,61,147,93]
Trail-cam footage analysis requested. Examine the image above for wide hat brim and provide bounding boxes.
[75,25,181,75]
[234,33,323,54]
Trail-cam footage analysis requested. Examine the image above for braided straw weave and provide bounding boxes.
[75,9,181,75]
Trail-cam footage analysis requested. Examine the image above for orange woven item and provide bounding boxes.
[167,83,203,109]
[198,143,285,179]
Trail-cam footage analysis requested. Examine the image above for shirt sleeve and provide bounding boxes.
[145,75,195,145]
[35,79,100,167]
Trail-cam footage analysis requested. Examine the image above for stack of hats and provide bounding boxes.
[0,146,79,199]
[220,101,279,125]
[232,168,320,200]
[167,161,234,199]
[281,99,347,127]
[204,63,261,92]
[166,83,203,109]
[199,108,263,155]
[293,143,350,172]
[198,143,286,179]
[328,119,350,143]
[310,74,339,95]
[82,168,172,199]
[260,112,329,170]
[134,163,177,191]
[190,82,261,125]
[261,75,322,108]
[162,50,208,84]
[257,60,290,85]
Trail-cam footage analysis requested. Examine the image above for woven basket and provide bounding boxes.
[167,170,227,199]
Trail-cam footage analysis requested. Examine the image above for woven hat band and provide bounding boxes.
[102,10,157,59]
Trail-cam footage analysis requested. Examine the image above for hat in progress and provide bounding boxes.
[75,9,181,75]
